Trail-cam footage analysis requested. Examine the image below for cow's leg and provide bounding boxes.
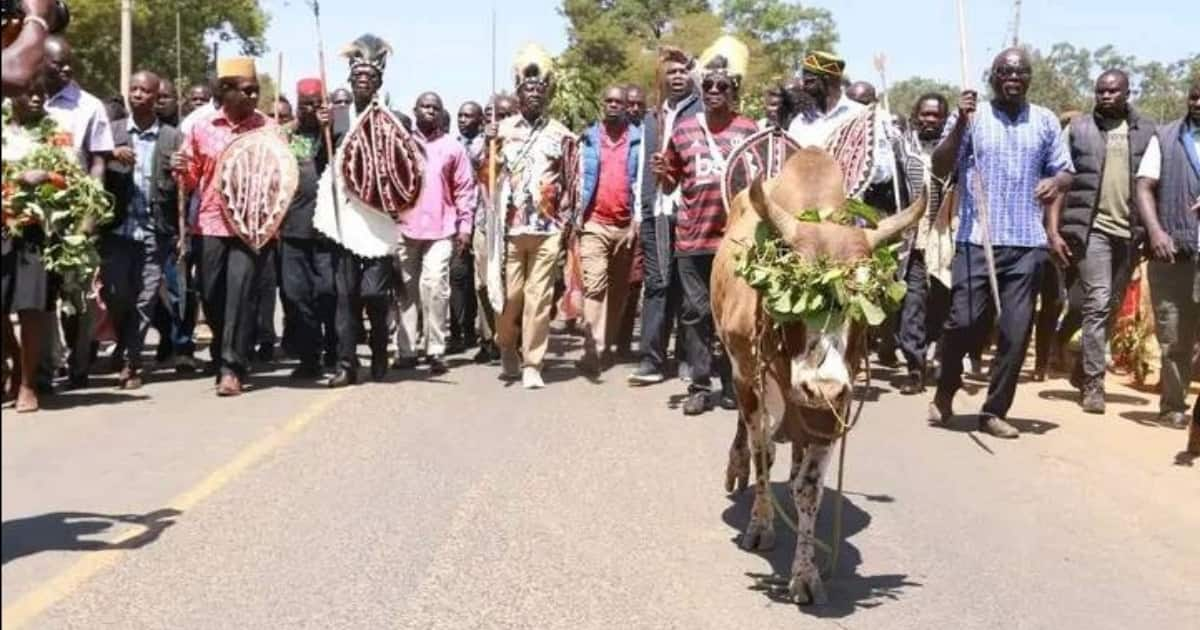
[725,410,751,493]
[740,399,777,552]
[790,442,833,605]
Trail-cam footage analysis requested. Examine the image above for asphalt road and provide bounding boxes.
[2,336,1198,629]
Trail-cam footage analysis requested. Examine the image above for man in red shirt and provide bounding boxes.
[172,57,273,397]
[576,85,644,376]
[653,36,758,416]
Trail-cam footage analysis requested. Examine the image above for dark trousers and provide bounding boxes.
[638,217,682,370]
[1034,260,1066,371]
[199,236,271,379]
[100,234,168,370]
[160,235,201,357]
[937,244,1046,419]
[449,245,477,345]
[280,237,336,367]
[333,247,392,369]
[1077,231,1134,384]
[255,246,279,349]
[899,249,951,375]
[677,253,732,395]
[1148,259,1200,415]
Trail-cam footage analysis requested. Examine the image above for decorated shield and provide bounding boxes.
[339,102,425,220]
[721,127,803,211]
[823,105,878,200]
[216,128,299,252]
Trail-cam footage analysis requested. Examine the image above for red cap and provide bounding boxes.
[296,78,324,97]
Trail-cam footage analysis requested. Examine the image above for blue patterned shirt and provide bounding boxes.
[116,118,160,240]
[943,101,1072,248]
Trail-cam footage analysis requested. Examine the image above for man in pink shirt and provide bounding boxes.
[392,92,477,375]
[173,57,273,397]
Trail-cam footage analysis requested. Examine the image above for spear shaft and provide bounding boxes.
[309,1,342,241]
[174,9,188,312]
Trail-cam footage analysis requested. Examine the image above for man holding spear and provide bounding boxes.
[927,47,1073,438]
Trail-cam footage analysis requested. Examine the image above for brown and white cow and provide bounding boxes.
[712,147,926,605]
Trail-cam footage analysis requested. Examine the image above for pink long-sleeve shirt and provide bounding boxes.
[399,129,477,241]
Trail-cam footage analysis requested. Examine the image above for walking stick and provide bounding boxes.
[273,52,283,122]
[651,52,672,288]
[306,0,343,241]
[174,10,188,318]
[955,0,1002,316]
[873,52,904,215]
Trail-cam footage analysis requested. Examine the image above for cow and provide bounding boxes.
[712,147,926,605]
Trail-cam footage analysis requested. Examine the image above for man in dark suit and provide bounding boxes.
[101,70,182,389]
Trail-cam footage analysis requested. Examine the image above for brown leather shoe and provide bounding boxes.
[217,373,242,397]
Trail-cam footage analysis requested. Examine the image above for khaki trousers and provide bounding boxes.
[472,227,495,343]
[497,233,562,369]
[395,236,454,358]
[578,221,634,355]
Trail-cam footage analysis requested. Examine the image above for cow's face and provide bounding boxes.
[790,319,854,414]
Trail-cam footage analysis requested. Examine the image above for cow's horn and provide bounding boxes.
[865,191,928,250]
[749,174,803,244]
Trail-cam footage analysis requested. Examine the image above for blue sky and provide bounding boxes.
[254,0,1196,114]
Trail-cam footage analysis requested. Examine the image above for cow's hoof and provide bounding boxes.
[725,447,751,493]
[790,572,828,606]
[739,521,776,551]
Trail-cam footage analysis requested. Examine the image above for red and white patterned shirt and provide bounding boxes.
[180,108,274,238]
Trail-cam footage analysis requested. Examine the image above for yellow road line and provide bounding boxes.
[2,389,347,629]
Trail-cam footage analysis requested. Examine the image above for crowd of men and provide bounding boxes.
[2,17,1198,455]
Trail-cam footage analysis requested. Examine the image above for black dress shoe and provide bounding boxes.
[427,355,449,376]
[328,367,358,388]
[290,364,322,380]
[370,356,388,382]
[899,372,925,395]
[718,393,738,410]
[392,356,419,370]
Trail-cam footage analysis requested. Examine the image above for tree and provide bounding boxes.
[885,76,958,120]
[67,0,268,99]
[720,0,837,73]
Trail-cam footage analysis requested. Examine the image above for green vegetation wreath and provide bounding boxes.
[734,200,907,329]
[2,102,114,297]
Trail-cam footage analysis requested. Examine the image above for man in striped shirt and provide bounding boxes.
[654,36,758,416]
[928,48,1073,438]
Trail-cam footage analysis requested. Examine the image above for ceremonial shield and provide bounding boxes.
[339,102,425,220]
[823,106,878,200]
[216,128,299,252]
[721,128,803,211]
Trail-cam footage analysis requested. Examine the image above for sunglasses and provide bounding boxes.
[994,66,1031,79]
[702,78,732,93]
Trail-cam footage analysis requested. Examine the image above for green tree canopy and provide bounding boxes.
[67,0,268,100]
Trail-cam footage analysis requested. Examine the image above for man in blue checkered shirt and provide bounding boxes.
[927,47,1074,439]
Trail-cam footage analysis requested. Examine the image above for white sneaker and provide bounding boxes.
[501,350,520,381]
[522,367,545,390]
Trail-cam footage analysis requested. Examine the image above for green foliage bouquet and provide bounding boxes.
[734,203,907,329]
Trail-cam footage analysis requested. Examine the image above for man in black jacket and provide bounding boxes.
[626,46,700,386]
[101,70,182,389]
[1047,70,1155,414]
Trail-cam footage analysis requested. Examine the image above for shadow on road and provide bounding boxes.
[1038,389,1150,407]
[723,479,920,618]
[1,509,180,565]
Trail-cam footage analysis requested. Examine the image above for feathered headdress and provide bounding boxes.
[342,33,393,75]
[511,43,555,91]
[698,35,749,88]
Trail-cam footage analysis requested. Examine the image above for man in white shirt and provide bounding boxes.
[40,35,115,390]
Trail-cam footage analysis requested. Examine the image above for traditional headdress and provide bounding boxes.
[216,57,256,80]
[342,33,393,76]
[802,51,845,79]
[511,43,555,91]
[296,78,324,98]
[697,35,749,89]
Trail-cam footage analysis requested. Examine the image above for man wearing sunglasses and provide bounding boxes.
[172,57,274,397]
[653,35,758,416]
[927,47,1074,438]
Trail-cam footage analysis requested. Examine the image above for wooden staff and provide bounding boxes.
[307,0,342,240]
[873,52,904,215]
[174,10,188,311]
[273,52,283,121]
[955,0,1002,316]
[487,3,497,200]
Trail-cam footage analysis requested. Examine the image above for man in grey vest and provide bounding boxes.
[1047,70,1155,414]
[1135,80,1200,430]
